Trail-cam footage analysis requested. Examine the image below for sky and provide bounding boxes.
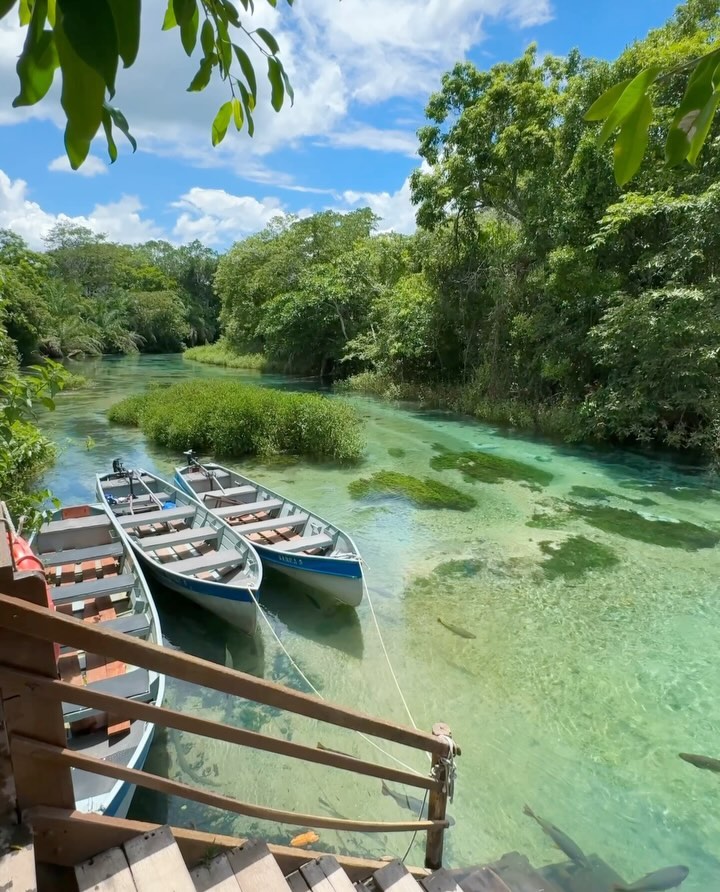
[0,0,681,251]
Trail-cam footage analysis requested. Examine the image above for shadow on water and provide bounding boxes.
[259,570,364,660]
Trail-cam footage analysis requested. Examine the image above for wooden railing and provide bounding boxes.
[0,554,459,870]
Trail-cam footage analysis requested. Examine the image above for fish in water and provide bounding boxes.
[381,782,456,826]
[437,617,476,640]
[612,865,689,891]
[678,751,720,773]
[290,830,320,848]
[522,805,588,866]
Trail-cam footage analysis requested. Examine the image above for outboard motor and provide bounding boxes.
[112,457,127,477]
[183,449,198,467]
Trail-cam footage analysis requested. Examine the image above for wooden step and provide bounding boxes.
[373,860,423,891]
[123,826,195,891]
[299,856,357,891]
[191,851,240,890]
[76,845,136,891]
[420,869,463,892]
[0,826,36,891]
[225,839,292,891]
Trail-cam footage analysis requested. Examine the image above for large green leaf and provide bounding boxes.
[162,0,176,30]
[614,93,653,186]
[14,0,59,107]
[255,26,279,55]
[279,60,293,104]
[200,18,214,56]
[231,96,243,130]
[665,50,720,165]
[597,66,660,147]
[211,100,232,146]
[57,0,118,95]
[584,79,632,121]
[267,56,284,112]
[188,55,214,91]
[54,15,105,168]
[688,81,720,164]
[179,0,198,55]
[108,0,140,67]
[0,0,16,20]
[101,106,118,162]
[19,0,32,25]
[233,44,257,99]
[238,82,255,136]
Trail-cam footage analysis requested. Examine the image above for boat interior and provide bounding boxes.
[98,473,256,588]
[178,465,347,558]
[33,504,162,809]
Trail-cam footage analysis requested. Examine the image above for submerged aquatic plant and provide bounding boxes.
[431,450,553,486]
[348,471,477,511]
[571,503,719,551]
[388,447,406,458]
[539,536,621,580]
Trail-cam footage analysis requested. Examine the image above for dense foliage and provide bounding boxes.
[184,341,271,371]
[210,0,720,459]
[108,380,364,462]
[0,224,219,362]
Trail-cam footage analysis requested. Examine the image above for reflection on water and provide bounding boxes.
[37,355,720,886]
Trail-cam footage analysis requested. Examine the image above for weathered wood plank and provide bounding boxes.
[298,858,335,892]
[0,826,36,892]
[190,851,241,891]
[0,592,444,754]
[420,869,463,892]
[373,860,423,891]
[226,839,291,891]
[0,698,16,852]
[317,855,357,892]
[285,871,311,892]
[124,826,195,892]
[76,846,137,891]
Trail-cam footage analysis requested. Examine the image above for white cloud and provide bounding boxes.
[325,125,418,156]
[172,188,291,245]
[0,170,162,248]
[48,154,107,177]
[343,176,417,235]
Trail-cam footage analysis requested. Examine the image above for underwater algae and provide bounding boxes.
[539,536,620,580]
[569,485,657,507]
[388,447,407,458]
[348,470,477,511]
[431,450,553,486]
[572,503,719,551]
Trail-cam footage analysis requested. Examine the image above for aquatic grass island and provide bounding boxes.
[107,379,365,463]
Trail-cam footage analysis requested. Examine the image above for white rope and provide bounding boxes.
[247,587,424,777]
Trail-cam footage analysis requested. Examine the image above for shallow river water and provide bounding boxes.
[36,354,720,887]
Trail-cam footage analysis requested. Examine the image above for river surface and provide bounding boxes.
[36,354,720,887]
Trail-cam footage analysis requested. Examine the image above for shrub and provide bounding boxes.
[108,380,364,463]
[184,342,273,372]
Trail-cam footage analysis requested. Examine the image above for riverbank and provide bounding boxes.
[184,342,279,372]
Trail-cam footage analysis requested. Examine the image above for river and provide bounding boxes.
[36,354,720,887]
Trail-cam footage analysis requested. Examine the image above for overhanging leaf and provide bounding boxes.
[162,0,176,30]
[19,0,32,24]
[179,0,198,55]
[233,45,257,99]
[14,0,59,107]
[239,82,255,136]
[267,55,284,112]
[688,84,720,164]
[200,18,214,56]
[584,78,632,121]
[108,0,140,67]
[255,26,279,55]
[597,65,660,147]
[211,100,232,145]
[614,93,653,186]
[54,14,105,168]
[0,0,16,19]
[665,50,720,165]
[101,106,118,162]
[231,96,243,130]
[188,55,214,91]
[279,61,293,104]
[104,101,137,152]
[57,0,118,96]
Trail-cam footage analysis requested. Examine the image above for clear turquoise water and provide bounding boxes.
[37,355,720,886]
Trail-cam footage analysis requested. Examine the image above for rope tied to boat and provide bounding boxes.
[432,734,458,803]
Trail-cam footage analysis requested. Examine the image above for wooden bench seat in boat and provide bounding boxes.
[213,498,283,518]
[117,506,194,527]
[104,612,150,637]
[50,573,136,606]
[271,533,334,554]
[203,485,257,501]
[42,514,112,534]
[40,541,124,567]
[100,475,156,492]
[63,667,151,720]
[136,525,218,551]
[236,513,308,535]
[168,548,243,576]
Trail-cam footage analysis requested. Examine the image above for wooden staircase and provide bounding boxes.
[1,824,468,892]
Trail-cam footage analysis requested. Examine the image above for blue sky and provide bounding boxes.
[0,0,680,249]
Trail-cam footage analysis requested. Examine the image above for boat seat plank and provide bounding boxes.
[185,470,231,484]
[205,485,257,500]
[76,846,137,891]
[271,534,333,554]
[420,870,463,892]
[124,826,195,892]
[214,499,282,518]
[50,573,136,606]
[101,475,156,492]
[317,856,357,892]
[191,852,241,891]
[373,861,423,891]
[42,514,112,534]
[169,549,242,575]
[226,839,292,891]
[235,513,308,535]
[40,541,124,567]
[136,526,219,551]
[117,506,195,527]
[63,667,151,718]
[105,612,150,637]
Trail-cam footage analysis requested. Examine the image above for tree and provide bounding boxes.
[3,0,295,169]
